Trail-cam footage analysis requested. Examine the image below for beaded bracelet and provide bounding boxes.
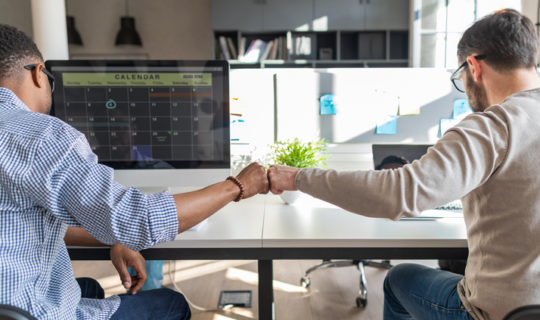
[226,176,245,202]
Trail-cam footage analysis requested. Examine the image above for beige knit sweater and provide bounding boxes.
[295,88,540,320]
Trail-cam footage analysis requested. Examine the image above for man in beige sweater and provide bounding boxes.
[268,9,540,320]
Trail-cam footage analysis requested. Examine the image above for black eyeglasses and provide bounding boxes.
[24,64,55,93]
[450,54,487,93]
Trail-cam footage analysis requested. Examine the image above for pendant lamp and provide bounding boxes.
[115,0,142,46]
[65,1,83,46]
[66,16,83,45]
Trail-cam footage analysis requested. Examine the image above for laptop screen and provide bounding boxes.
[372,144,432,169]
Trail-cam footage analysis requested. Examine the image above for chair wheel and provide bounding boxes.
[356,296,367,308]
[300,276,311,288]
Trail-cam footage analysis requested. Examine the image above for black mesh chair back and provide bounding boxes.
[0,304,37,320]
[503,305,540,320]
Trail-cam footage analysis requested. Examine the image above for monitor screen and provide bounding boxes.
[46,60,230,187]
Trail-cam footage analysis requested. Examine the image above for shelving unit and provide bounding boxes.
[213,29,409,68]
[210,0,411,68]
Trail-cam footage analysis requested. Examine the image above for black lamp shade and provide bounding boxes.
[66,16,83,45]
[115,16,142,46]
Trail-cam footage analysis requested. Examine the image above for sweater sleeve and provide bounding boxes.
[295,108,509,220]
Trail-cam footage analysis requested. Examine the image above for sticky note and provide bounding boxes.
[320,94,336,115]
[439,118,461,137]
[376,115,398,135]
[397,96,420,115]
[453,99,473,120]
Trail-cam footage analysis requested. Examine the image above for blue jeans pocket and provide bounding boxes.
[410,291,470,319]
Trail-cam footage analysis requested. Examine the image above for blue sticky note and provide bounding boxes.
[376,116,397,135]
[320,94,336,115]
[453,99,473,119]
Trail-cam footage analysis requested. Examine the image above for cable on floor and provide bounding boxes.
[167,260,234,312]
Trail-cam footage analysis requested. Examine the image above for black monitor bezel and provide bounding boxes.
[45,59,230,170]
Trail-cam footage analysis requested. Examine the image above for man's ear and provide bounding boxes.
[466,55,483,82]
[30,64,45,89]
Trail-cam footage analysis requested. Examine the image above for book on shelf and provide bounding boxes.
[269,39,278,60]
[226,37,237,60]
[282,37,289,60]
[259,40,273,61]
[238,37,246,58]
[218,36,231,60]
[241,39,265,62]
[292,34,315,59]
[237,37,289,62]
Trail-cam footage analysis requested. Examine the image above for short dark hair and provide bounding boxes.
[375,155,410,170]
[457,8,538,71]
[0,24,43,81]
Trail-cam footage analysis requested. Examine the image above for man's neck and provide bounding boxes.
[486,68,540,105]
[0,81,37,112]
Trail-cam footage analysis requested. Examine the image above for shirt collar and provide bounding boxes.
[0,88,31,111]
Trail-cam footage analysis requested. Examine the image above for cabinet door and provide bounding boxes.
[365,0,410,30]
[314,0,366,30]
[211,0,264,31]
[263,0,313,31]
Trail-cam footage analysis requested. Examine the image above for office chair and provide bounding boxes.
[0,304,37,320]
[300,259,392,307]
[503,305,540,320]
[299,151,404,308]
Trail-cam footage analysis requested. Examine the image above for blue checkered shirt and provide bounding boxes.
[0,88,179,319]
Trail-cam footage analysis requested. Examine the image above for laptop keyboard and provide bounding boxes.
[435,199,463,211]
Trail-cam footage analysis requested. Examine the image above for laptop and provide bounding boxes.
[371,144,463,219]
[371,144,432,169]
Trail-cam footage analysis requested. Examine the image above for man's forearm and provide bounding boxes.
[174,180,240,233]
[64,227,106,246]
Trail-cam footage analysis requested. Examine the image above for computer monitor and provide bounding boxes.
[46,60,230,188]
[372,144,432,169]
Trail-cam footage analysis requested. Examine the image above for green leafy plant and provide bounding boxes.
[269,138,328,168]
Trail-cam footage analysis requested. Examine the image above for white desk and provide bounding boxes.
[69,194,468,320]
[262,194,467,248]
[154,195,266,248]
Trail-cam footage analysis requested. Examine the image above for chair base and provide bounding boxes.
[300,259,392,308]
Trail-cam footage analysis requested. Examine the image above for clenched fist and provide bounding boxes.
[267,165,300,194]
[236,162,269,199]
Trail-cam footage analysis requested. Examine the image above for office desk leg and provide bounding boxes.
[258,260,274,320]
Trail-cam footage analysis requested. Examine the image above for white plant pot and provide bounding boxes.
[280,190,301,205]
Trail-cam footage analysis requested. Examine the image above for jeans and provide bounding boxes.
[76,277,191,320]
[383,263,472,320]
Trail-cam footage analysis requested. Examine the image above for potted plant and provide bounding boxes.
[269,138,328,204]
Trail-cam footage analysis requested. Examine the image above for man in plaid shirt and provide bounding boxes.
[0,24,268,320]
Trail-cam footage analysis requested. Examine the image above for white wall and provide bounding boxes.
[0,0,33,38]
[0,0,213,60]
[521,0,540,63]
[230,68,464,171]
[68,0,212,59]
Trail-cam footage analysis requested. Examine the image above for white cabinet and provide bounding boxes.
[211,0,264,31]
[314,0,366,30]
[212,0,410,31]
[313,0,410,30]
[263,0,313,31]
[212,0,313,31]
[365,0,410,30]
